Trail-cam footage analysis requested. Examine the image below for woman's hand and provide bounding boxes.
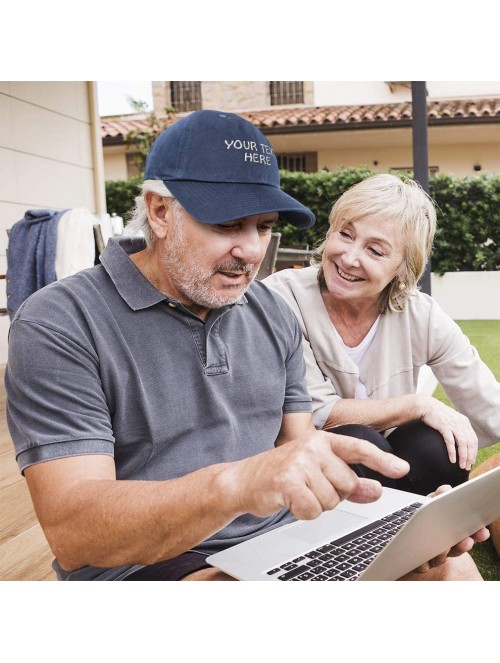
[411,484,490,573]
[415,395,478,470]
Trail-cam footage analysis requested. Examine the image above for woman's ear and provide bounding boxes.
[395,264,410,290]
[145,192,169,239]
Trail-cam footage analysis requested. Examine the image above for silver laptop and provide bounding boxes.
[207,466,500,581]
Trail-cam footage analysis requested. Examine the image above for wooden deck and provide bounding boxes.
[0,365,56,580]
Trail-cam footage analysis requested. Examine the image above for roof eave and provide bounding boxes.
[259,115,500,135]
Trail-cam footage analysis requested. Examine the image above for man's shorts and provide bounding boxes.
[123,551,209,581]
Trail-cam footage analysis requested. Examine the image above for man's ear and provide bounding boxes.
[145,192,170,239]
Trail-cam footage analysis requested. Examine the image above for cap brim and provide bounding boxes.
[164,181,316,229]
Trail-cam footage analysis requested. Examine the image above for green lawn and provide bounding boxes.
[432,320,500,581]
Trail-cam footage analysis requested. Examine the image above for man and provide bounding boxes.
[5,110,486,581]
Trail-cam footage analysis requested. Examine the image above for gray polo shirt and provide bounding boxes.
[6,237,311,580]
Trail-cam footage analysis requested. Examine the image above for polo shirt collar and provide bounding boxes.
[100,237,248,312]
[100,237,165,310]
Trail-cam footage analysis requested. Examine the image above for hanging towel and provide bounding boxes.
[55,207,96,280]
[6,208,67,320]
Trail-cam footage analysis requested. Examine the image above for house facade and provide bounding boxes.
[101,81,500,181]
[0,81,106,364]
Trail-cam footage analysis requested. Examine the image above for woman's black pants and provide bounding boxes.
[327,420,469,496]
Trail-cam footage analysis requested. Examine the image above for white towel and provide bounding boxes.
[55,208,96,280]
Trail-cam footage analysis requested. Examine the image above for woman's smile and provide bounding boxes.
[336,264,364,282]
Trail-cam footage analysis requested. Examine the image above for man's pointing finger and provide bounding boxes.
[328,434,410,479]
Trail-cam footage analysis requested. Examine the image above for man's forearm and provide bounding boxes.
[26,426,413,574]
[29,461,240,572]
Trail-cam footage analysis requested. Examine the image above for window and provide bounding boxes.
[276,152,317,173]
[170,82,202,112]
[270,81,304,106]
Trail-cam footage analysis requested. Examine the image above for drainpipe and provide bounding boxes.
[412,81,431,295]
[87,81,107,214]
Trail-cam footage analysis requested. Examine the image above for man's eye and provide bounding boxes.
[217,224,237,231]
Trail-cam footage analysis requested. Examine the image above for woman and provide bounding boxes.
[264,174,500,495]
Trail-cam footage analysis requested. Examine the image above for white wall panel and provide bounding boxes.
[0,95,93,167]
[1,82,90,122]
[0,82,102,365]
[0,202,30,254]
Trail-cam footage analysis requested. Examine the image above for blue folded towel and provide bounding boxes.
[6,208,67,320]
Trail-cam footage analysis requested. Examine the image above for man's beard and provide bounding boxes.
[162,220,257,309]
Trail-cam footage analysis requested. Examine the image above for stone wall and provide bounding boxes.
[152,81,171,111]
[152,81,313,112]
[201,81,269,110]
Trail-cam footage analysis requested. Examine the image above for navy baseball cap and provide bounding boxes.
[144,110,315,229]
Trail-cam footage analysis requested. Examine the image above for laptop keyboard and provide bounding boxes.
[266,502,423,581]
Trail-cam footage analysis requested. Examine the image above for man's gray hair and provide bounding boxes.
[125,180,179,247]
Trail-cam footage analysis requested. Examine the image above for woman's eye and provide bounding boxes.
[339,230,351,239]
[369,247,383,257]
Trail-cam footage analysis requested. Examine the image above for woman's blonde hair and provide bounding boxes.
[311,173,437,313]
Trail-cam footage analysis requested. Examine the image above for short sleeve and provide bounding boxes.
[264,270,339,427]
[282,314,313,414]
[6,318,115,473]
[300,335,341,428]
[258,282,312,415]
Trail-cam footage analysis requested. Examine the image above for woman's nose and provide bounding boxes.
[342,244,361,267]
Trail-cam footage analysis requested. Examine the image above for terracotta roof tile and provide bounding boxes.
[101,98,500,143]
[101,117,153,140]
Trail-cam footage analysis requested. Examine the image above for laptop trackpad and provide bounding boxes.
[285,509,369,546]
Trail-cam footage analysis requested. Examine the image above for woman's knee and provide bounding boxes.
[388,420,469,494]
[326,424,398,487]
[327,424,392,452]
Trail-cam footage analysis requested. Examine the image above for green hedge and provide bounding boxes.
[105,169,500,274]
[105,176,142,223]
[430,173,500,273]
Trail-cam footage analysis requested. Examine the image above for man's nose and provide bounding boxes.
[230,229,264,264]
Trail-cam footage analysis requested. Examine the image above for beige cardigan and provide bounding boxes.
[264,267,500,448]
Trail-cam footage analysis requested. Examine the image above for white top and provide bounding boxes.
[333,317,380,398]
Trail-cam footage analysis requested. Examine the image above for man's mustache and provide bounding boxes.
[214,261,253,274]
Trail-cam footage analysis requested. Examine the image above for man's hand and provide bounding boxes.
[221,429,410,521]
[411,484,490,574]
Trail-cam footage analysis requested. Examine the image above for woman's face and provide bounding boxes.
[322,215,405,306]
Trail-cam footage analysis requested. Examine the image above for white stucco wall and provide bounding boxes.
[317,142,500,178]
[313,81,500,105]
[103,145,130,180]
[431,271,500,320]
